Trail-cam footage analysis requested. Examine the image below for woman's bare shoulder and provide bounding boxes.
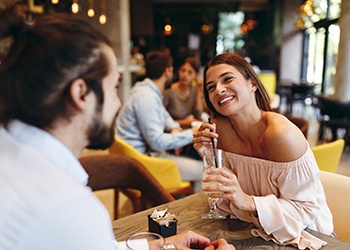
[263,112,308,162]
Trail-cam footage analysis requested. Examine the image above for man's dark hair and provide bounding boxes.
[0,7,111,129]
[145,50,173,80]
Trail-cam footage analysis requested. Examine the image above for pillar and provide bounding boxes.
[333,0,350,102]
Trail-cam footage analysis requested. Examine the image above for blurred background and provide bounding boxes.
[0,0,345,101]
[2,0,349,219]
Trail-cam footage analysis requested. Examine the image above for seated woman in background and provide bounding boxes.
[193,53,333,249]
[163,57,203,129]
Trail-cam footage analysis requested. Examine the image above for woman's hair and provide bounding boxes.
[0,6,111,129]
[203,53,271,117]
[182,57,201,73]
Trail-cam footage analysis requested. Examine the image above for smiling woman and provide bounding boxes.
[193,52,334,249]
[203,53,271,118]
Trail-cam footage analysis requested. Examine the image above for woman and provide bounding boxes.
[163,57,203,129]
[193,53,333,249]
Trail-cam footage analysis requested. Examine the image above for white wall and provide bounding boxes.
[279,0,303,83]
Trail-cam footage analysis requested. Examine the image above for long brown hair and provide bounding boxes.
[203,53,271,117]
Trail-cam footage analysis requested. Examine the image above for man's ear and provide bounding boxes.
[69,78,90,111]
[164,66,172,78]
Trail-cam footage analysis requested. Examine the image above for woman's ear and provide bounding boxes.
[69,78,90,111]
[249,79,258,92]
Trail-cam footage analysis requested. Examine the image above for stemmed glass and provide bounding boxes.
[201,148,226,219]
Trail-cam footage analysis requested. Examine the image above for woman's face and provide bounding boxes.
[178,62,197,86]
[205,63,256,116]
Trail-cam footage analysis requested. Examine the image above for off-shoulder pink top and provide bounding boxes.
[217,146,333,250]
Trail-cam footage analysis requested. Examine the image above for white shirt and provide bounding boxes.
[0,120,116,250]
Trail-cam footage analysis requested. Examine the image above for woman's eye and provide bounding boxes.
[207,85,215,91]
[224,76,234,83]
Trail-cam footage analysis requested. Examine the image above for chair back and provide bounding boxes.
[285,114,309,138]
[79,154,174,219]
[320,171,350,242]
[109,137,191,191]
[312,139,345,172]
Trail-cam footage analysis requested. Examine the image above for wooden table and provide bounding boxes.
[113,192,350,249]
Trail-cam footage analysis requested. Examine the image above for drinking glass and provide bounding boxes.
[201,149,226,219]
[126,232,177,250]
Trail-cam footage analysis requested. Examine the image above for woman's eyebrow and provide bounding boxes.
[206,71,233,85]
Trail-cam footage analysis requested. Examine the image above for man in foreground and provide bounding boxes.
[0,6,233,250]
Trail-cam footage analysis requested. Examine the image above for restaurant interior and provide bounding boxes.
[2,0,350,244]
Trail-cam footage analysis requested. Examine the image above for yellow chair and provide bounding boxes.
[109,137,193,212]
[258,71,276,95]
[311,139,345,172]
[320,171,350,242]
[79,155,174,220]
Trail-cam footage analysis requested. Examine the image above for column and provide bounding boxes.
[333,0,350,102]
[119,0,131,102]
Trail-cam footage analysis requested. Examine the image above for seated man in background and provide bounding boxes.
[0,6,233,250]
[116,51,203,192]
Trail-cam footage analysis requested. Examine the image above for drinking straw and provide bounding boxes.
[208,118,219,168]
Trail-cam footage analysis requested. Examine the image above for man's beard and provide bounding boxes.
[86,113,116,150]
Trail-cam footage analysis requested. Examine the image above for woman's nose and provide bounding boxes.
[216,84,226,94]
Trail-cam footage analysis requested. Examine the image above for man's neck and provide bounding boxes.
[46,118,87,158]
[151,78,166,93]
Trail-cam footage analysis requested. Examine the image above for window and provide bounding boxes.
[302,0,341,94]
[216,12,245,54]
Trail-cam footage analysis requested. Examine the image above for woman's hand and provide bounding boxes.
[202,167,256,214]
[192,122,219,158]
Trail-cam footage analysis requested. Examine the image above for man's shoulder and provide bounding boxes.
[0,136,94,248]
[125,82,161,108]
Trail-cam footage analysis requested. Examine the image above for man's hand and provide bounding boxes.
[165,230,235,250]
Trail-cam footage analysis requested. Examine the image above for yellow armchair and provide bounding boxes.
[109,137,193,212]
[312,139,345,172]
[320,170,350,242]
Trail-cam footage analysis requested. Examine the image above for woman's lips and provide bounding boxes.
[218,96,234,105]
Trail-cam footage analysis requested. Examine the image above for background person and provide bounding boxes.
[0,6,233,250]
[163,57,203,129]
[193,53,333,249]
[116,50,203,192]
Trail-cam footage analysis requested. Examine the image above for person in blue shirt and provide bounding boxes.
[116,51,203,192]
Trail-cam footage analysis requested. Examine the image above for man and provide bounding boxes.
[0,6,234,250]
[116,51,202,192]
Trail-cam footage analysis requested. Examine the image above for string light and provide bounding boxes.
[164,18,172,35]
[51,0,59,4]
[87,0,94,17]
[99,0,107,25]
[99,14,106,25]
[71,0,79,14]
